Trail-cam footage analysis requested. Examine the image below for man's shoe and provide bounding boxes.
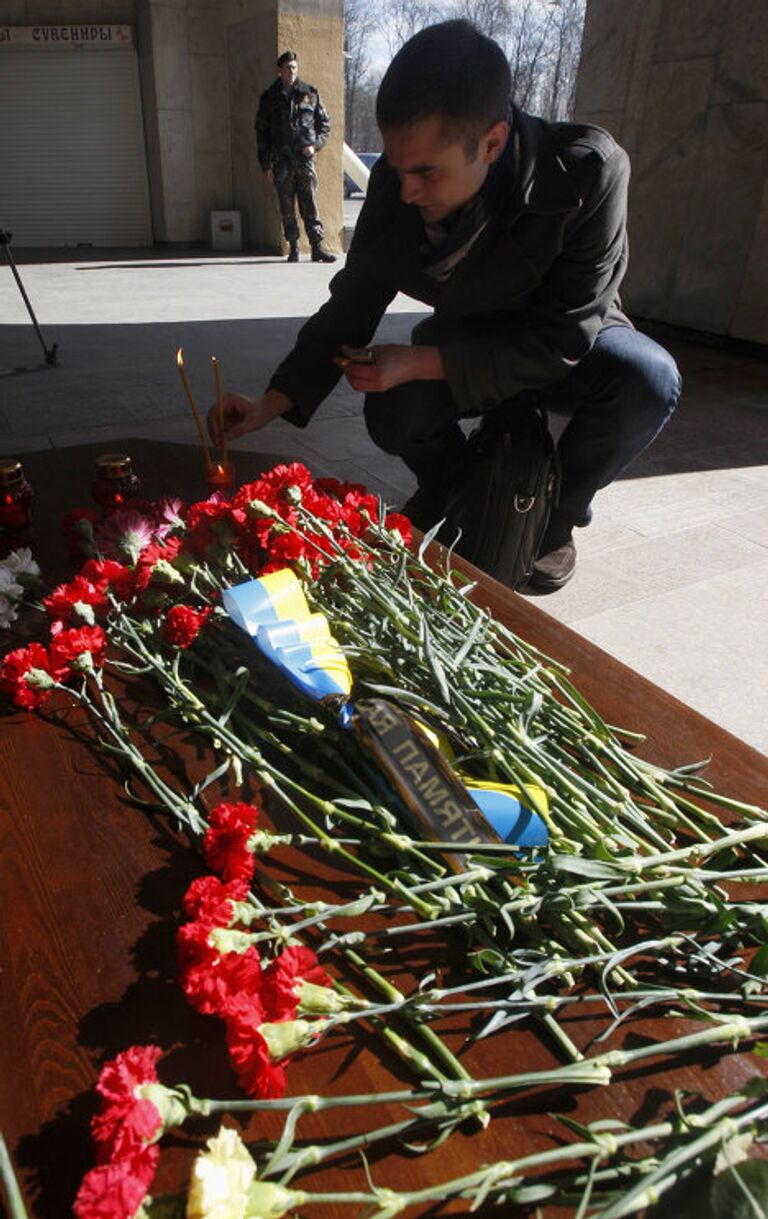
[286,245,299,262]
[311,244,336,263]
[527,537,576,593]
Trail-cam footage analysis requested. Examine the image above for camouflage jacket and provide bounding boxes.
[255,77,330,171]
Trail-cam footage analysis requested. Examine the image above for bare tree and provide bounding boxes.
[352,73,383,151]
[377,0,443,59]
[507,0,553,111]
[344,0,377,148]
[344,0,587,152]
[451,0,512,45]
[544,0,586,120]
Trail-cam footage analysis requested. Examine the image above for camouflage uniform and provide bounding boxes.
[256,76,331,248]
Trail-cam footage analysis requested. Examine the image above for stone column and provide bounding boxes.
[574,0,768,343]
[223,0,344,253]
[136,0,343,252]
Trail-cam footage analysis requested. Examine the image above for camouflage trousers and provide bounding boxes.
[273,156,324,247]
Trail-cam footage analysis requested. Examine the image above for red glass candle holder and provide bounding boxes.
[0,459,34,531]
[207,460,235,496]
[92,453,141,515]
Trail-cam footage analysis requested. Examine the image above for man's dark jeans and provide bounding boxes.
[363,325,682,541]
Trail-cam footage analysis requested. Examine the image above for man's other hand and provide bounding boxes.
[207,389,291,445]
[263,168,274,184]
[302,144,315,157]
[334,344,445,393]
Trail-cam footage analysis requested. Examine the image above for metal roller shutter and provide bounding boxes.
[0,45,152,246]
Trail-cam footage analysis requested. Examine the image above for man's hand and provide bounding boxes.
[263,168,274,184]
[207,388,292,445]
[302,144,315,157]
[334,344,445,393]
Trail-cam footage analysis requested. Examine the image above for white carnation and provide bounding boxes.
[1,547,40,578]
[0,567,23,601]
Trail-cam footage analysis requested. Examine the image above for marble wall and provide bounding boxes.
[574,0,768,343]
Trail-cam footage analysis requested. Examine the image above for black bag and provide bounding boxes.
[439,407,560,590]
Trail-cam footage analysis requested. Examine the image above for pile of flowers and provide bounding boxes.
[0,464,410,715]
[2,460,768,1219]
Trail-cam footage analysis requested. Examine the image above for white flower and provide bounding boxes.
[1,547,40,579]
[0,594,19,629]
[186,1126,256,1219]
[0,567,23,602]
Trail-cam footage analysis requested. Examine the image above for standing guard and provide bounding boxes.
[256,49,336,264]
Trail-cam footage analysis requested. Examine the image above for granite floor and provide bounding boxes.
[1,244,766,753]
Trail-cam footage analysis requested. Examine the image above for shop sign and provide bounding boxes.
[0,25,133,50]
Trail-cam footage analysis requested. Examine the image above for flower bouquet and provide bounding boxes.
[2,462,768,1218]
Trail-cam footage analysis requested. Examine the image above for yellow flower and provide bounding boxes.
[186,1126,256,1219]
[246,1182,307,1218]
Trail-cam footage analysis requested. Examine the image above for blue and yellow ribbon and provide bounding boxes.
[223,570,547,850]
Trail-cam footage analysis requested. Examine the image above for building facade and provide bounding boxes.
[0,0,344,253]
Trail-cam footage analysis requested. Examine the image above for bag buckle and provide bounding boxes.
[514,494,535,513]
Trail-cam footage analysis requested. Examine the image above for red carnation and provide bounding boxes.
[223,994,288,1099]
[133,536,184,594]
[177,920,262,1017]
[383,512,413,546]
[315,476,368,500]
[302,485,344,527]
[161,604,212,649]
[91,1097,163,1165]
[95,1045,163,1106]
[261,946,331,1021]
[181,875,249,926]
[80,558,136,603]
[0,642,64,709]
[73,1147,159,1219]
[260,462,313,503]
[49,625,107,675]
[203,801,259,883]
[184,499,237,557]
[43,575,108,626]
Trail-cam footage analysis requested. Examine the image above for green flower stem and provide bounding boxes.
[271,1097,485,1182]
[199,1054,760,1124]
[108,617,439,920]
[622,824,767,872]
[666,778,768,822]
[308,525,768,883]
[341,946,478,1090]
[222,1090,766,1217]
[65,682,204,835]
[419,987,768,1018]
[0,1133,30,1219]
[594,1095,768,1219]
[72,654,473,1095]
[539,1011,584,1063]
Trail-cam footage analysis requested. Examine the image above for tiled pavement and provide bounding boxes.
[1,246,766,753]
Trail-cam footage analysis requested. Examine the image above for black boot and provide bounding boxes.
[311,243,336,263]
[286,244,299,263]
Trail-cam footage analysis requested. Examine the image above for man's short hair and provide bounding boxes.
[277,50,297,66]
[376,20,511,155]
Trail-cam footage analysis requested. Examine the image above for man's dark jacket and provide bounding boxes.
[271,106,632,426]
[256,77,330,170]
